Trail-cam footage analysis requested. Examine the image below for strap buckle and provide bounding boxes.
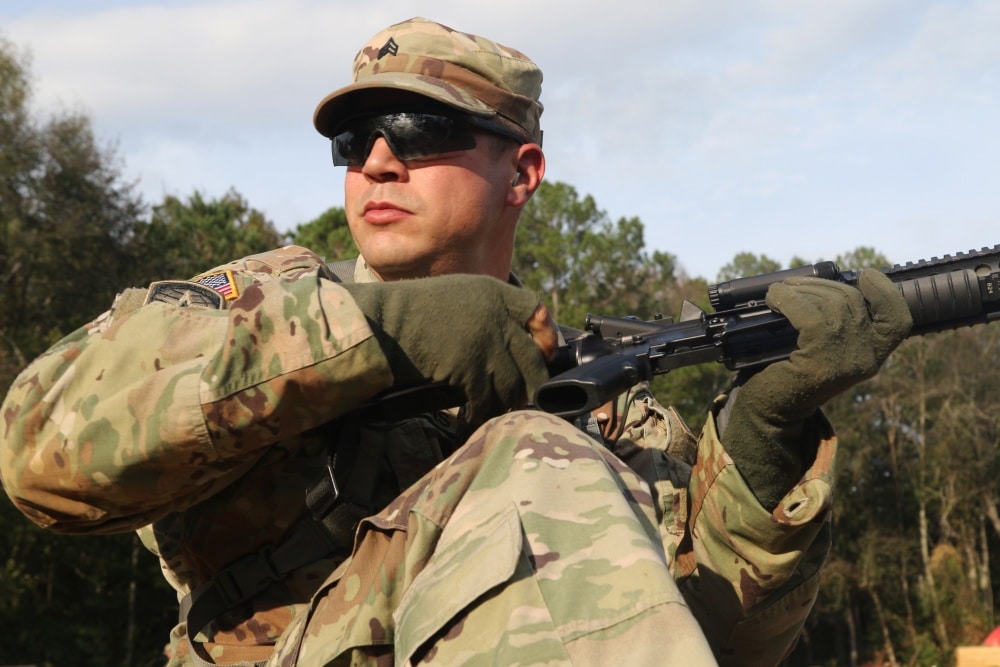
[306,453,342,523]
[214,544,282,611]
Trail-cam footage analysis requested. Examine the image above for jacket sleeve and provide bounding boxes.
[0,246,394,534]
[603,385,833,666]
[678,399,833,666]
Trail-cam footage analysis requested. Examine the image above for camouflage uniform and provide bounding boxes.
[1,16,840,667]
[1,246,834,666]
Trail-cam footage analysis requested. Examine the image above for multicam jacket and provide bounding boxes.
[0,245,835,666]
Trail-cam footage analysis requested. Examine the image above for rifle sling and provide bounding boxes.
[179,416,387,657]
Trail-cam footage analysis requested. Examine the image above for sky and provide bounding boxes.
[2,0,998,281]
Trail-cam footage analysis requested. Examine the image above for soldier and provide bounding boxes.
[0,16,912,667]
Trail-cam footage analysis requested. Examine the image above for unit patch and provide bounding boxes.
[144,280,227,310]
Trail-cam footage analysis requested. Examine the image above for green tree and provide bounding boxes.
[289,206,358,261]
[514,181,669,327]
[0,508,175,666]
[834,246,890,271]
[0,37,143,390]
[716,251,782,282]
[0,35,175,667]
[127,188,286,285]
[0,37,35,384]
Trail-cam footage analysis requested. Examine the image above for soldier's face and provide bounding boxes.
[343,128,522,282]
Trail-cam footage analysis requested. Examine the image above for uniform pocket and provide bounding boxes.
[393,504,522,664]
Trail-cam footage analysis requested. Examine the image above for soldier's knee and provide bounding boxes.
[467,409,607,463]
[453,409,625,491]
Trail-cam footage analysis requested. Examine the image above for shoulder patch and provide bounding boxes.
[145,280,227,309]
[195,270,240,300]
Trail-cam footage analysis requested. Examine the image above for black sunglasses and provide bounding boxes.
[330,111,527,167]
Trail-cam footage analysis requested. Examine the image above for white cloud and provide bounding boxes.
[3,0,999,281]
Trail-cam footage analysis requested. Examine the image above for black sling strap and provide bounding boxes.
[180,418,386,648]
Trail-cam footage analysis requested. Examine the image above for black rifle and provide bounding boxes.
[534,245,1000,418]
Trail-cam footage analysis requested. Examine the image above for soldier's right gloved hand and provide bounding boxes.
[343,275,553,427]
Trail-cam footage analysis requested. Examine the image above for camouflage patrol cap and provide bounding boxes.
[313,17,543,144]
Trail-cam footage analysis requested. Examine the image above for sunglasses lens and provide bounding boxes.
[330,113,478,167]
[331,129,366,167]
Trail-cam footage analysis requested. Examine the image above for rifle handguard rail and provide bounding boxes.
[535,245,1000,417]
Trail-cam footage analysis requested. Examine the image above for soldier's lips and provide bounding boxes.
[363,203,411,225]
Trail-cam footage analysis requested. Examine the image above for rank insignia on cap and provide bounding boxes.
[378,37,398,59]
[196,270,240,301]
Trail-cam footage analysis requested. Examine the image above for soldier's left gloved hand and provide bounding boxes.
[721,270,913,510]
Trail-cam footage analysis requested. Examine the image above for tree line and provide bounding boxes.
[3,34,999,667]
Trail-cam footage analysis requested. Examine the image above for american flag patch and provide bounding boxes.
[196,270,239,300]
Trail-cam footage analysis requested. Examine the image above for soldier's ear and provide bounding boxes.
[507,145,544,206]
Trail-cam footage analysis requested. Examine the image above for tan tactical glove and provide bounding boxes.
[344,275,554,428]
[721,270,913,509]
